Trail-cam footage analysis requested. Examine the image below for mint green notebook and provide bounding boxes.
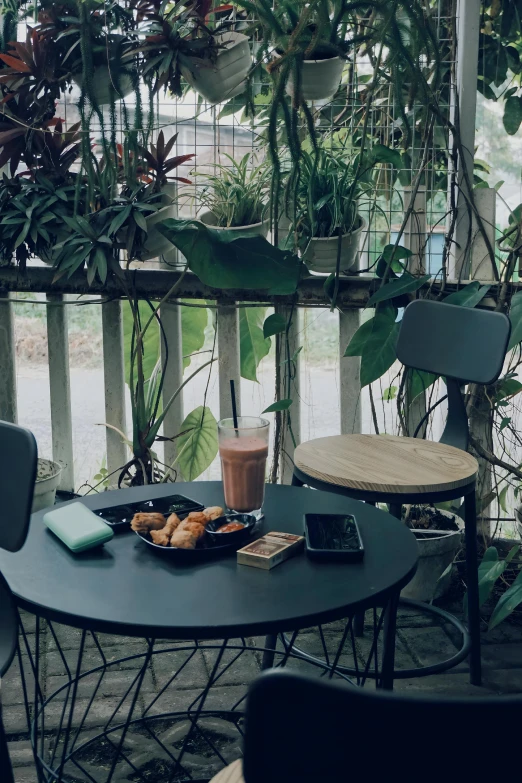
[43,502,114,553]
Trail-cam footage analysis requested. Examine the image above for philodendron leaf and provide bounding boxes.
[157,218,302,294]
[489,569,522,630]
[343,315,375,357]
[181,302,208,370]
[360,305,400,387]
[508,290,522,350]
[503,95,522,135]
[367,273,431,306]
[239,306,271,382]
[263,312,286,339]
[176,405,218,481]
[262,399,292,413]
[409,368,438,401]
[443,281,491,308]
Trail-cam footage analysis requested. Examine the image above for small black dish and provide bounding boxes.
[206,513,256,546]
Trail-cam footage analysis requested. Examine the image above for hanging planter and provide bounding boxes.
[72,65,135,106]
[181,32,251,104]
[287,56,345,102]
[303,215,366,274]
[199,209,269,238]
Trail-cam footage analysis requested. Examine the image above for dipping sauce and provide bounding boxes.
[217,522,245,534]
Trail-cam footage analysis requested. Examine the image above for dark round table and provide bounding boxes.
[2,482,417,783]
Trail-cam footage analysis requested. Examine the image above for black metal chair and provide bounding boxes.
[0,421,37,783]
[292,300,511,686]
[211,669,522,783]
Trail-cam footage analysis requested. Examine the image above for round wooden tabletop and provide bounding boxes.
[294,434,478,496]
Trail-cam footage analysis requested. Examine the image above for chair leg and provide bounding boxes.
[464,489,482,686]
[0,706,14,783]
[353,611,365,637]
[292,472,304,487]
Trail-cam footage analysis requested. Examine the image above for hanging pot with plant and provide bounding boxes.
[180,30,251,104]
[195,152,269,237]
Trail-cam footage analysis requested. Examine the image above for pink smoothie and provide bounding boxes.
[219,436,269,512]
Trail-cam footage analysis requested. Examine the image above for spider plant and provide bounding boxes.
[196,152,269,228]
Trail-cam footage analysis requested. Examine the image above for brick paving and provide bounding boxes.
[4,600,522,782]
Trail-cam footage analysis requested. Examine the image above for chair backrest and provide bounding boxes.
[242,670,521,782]
[396,299,511,384]
[0,421,37,552]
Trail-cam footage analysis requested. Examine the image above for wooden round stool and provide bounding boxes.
[292,433,480,684]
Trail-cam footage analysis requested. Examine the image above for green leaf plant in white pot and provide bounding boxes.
[295,147,366,275]
[195,153,270,237]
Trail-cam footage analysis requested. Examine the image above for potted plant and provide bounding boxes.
[400,505,462,602]
[241,0,347,102]
[135,0,251,104]
[295,148,366,274]
[32,458,63,512]
[196,152,269,236]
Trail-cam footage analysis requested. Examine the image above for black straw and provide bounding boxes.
[230,379,239,433]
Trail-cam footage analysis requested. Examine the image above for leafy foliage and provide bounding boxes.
[239,307,271,382]
[195,153,269,228]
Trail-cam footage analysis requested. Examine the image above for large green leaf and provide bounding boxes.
[367,273,431,306]
[360,305,400,387]
[123,301,209,385]
[181,303,208,370]
[464,547,505,614]
[157,219,302,294]
[508,290,522,350]
[489,569,522,630]
[263,312,286,339]
[176,406,218,481]
[262,399,292,413]
[123,301,160,386]
[503,96,522,135]
[343,315,376,357]
[444,282,491,308]
[408,369,438,401]
[239,307,271,382]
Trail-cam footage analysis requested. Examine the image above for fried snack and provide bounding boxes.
[131,512,166,533]
[203,506,224,522]
[149,513,182,546]
[182,521,205,541]
[170,530,197,549]
[185,511,208,526]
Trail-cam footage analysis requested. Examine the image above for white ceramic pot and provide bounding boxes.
[287,56,345,102]
[401,510,463,602]
[72,66,134,105]
[303,216,366,274]
[32,458,62,513]
[199,210,269,238]
[181,32,251,104]
[141,203,179,260]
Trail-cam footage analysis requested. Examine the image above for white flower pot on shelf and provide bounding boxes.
[199,210,269,238]
[32,458,62,513]
[302,215,366,274]
[181,32,251,104]
[401,510,463,602]
[141,203,178,260]
[287,56,345,102]
[72,66,135,105]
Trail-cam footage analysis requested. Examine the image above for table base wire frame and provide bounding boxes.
[14,603,397,783]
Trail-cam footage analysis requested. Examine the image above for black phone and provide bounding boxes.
[96,494,204,533]
[304,513,364,562]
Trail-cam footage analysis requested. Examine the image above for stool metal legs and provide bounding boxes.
[464,489,481,686]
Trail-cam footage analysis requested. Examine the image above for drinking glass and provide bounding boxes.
[218,417,270,518]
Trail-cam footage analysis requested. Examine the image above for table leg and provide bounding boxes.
[464,489,482,686]
[380,591,400,691]
[262,634,277,669]
[353,611,365,637]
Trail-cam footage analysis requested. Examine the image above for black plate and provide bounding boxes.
[96,494,204,533]
[206,514,256,546]
[135,528,249,561]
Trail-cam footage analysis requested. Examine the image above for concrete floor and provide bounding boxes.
[4,599,522,783]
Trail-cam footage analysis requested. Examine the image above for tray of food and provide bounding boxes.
[131,506,256,561]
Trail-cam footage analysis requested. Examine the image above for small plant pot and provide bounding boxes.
[72,65,135,105]
[286,56,345,102]
[199,210,269,238]
[181,32,251,104]
[141,204,179,260]
[32,458,62,513]
[401,519,462,602]
[302,216,366,274]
